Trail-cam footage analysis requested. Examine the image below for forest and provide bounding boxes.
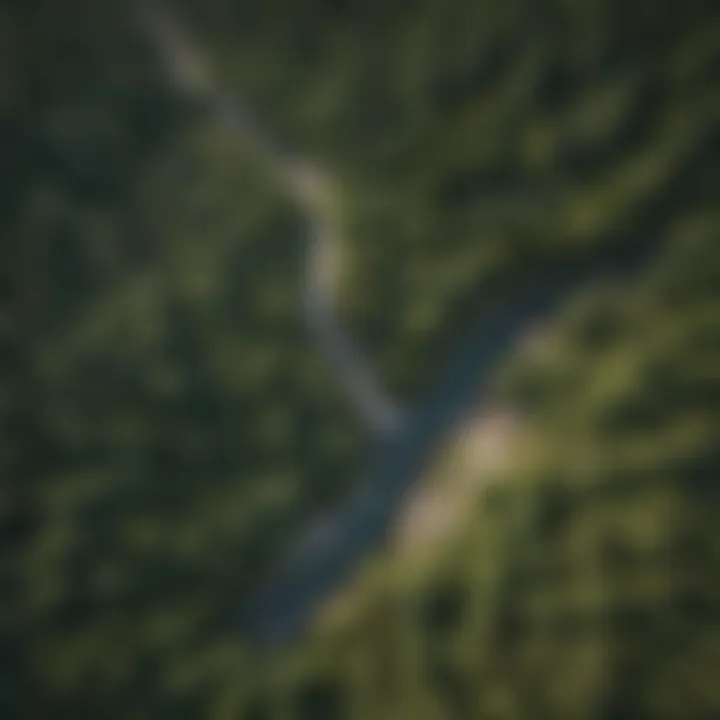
[2,0,719,717]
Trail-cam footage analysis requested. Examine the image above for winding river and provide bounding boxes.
[140,0,660,649]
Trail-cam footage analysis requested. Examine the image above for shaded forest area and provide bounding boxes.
[2,0,719,717]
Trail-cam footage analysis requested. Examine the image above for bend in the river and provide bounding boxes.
[140,1,662,650]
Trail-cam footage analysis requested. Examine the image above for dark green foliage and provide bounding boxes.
[3,0,719,717]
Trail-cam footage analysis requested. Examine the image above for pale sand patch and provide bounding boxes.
[317,408,528,632]
[391,408,522,555]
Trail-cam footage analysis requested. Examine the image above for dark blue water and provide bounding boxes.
[238,239,661,648]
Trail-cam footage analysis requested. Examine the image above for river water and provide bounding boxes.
[139,0,661,650]
[240,238,661,648]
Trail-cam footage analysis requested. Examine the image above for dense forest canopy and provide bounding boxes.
[2,0,719,717]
